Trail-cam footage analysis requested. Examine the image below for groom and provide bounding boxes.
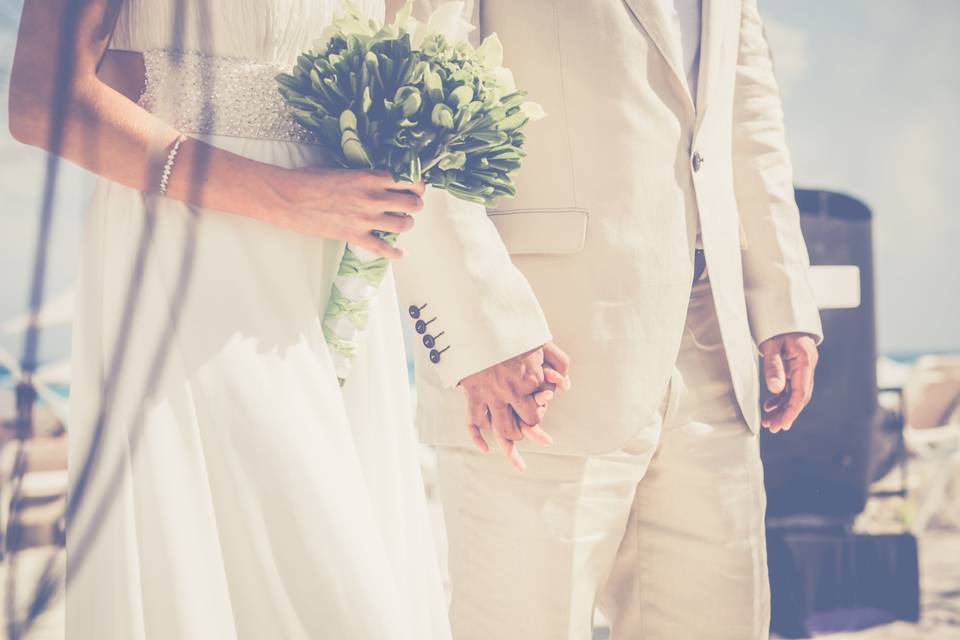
[397,0,822,638]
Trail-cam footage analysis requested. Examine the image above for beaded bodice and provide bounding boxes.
[137,50,319,143]
[109,0,384,142]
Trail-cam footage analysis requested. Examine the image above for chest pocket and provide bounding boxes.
[488,208,588,256]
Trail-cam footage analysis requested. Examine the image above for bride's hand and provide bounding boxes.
[268,167,425,259]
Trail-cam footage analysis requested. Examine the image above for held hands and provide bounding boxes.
[759,332,819,432]
[459,342,571,472]
[271,167,424,259]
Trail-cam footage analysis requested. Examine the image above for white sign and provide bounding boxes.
[809,265,861,309]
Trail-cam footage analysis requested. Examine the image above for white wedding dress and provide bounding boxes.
[66,1,450,638]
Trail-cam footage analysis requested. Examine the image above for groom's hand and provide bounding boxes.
[759,332,819,432]
[459,342,571,472]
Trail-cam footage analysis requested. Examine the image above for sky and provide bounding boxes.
[760,1,960,355]
[0,0,958,370]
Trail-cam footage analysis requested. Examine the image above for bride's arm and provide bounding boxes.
[385,0,405,20]
[8,0,422,258]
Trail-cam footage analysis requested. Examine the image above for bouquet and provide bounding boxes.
[277,1,544,384]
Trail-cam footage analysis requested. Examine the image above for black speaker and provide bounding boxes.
[760,189,883,520]
[767,530,920,638]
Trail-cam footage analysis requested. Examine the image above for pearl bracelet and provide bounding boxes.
[158,134,187,196]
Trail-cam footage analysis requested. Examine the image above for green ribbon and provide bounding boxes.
[326,285,372,329]
[338,246,390,284]
[322,324,358,359]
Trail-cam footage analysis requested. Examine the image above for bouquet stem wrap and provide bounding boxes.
[323,238,395,384]
[277,1,544,384]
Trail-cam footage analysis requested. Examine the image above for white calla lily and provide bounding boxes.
[415,2,475,48]
[476,34,505,67]
[493,66,516,94]
[521,101,547,121]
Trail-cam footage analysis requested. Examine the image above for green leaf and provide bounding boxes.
[438,151,467,171]
[341,132,373,168]
[497,112,529,132]
[395,86,423,118]
[424,68,444,103]
[469,130,509,145]
[448,85,474,110]
[431,104,456,129]
[362,86,373,113]
[340,108,359,133]
[276,73,303,92]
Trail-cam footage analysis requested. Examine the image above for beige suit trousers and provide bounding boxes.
[436,276,771,639]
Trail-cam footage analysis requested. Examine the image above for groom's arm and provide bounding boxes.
[399,0,553,389]
[393,0,569,469]
[393,188,563,470]
[732,0,823,347]
[733,0,822,432]
[394,188,552,390]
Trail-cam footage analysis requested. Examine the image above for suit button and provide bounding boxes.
[423,332,445,349]
[408,304,426,319]
[415,317,435,334]
[692,151,704,173]
[429,346,450,364]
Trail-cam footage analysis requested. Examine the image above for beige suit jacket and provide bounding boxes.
[394,0,824,455]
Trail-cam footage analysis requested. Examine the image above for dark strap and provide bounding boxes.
[693,248,707,284]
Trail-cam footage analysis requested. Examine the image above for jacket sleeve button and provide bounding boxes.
[408,304,426,319]
[429,346,450,364]
[422,332,444,349]
[415,317,436,335]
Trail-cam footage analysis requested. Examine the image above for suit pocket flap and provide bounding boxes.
[489,208,588,255]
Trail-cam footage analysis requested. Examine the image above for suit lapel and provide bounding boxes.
[622,0,693,111]
[694,0,723,126]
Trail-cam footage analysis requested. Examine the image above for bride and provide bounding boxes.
[8,0,452,637]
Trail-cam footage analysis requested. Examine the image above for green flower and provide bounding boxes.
[275,0,546,384]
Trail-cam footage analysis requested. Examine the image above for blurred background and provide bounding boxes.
[0,1,958,638]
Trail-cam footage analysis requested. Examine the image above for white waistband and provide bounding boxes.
[138,50,319,144]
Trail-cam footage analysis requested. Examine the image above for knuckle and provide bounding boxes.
[380,216,401,232]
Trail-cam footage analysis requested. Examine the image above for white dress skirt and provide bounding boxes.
[65,2,450,638]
